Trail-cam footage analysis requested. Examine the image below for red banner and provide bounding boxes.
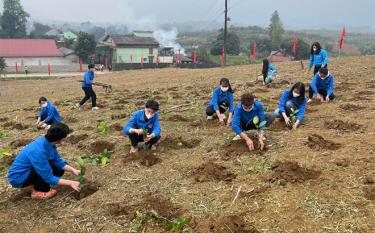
[252,42,257,60]
[79,58,83,72]
[156,54,159,65]
[16,62,19,74]
[104,56,108,69]
[221,47,225,65]
[176,50,179,64]
[193,48,197,65]
[48,64,51,75]
[340,27,346,49]
[292,36,298,56]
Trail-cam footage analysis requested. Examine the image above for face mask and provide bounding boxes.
[145,113,154,119]
[243,106,253,112]
[41,103,48,108]
[313,47,317,52]
[319,73,328,80]
[221,87,229,92]
[292,92,300,98]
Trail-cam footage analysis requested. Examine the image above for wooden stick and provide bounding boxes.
[231,185,242,206]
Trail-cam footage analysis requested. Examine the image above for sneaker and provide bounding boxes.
[151,145,157,151]
[307,99,313,104]
[31,189,57,199]
[130,146,138,154]
[23,185,34,192]
[75,103,81,109]
[207,115,213,120]
[92,107,99,111]
[221,114,227,120]
[232,135,241,141]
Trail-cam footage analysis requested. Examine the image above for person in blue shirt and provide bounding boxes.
[76,64,99,110]
[259,59,277,85]
[308,67,335,104]
[308,42,329,75]
[231,93,274,152]
[35,96,61,129]
[7,123,81,199]
[123,100,161,154]
[274,82,307,130]
[206,78,234,127]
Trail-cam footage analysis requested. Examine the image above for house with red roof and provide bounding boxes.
[0,39,79,73]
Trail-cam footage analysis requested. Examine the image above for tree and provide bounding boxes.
[195,47,211,64]
[359,43,375,55]
[74,32,96,63]
[89,26,106,41]
[280,37,310,60]
[246,37,272,59]
[30,22,51,38]
[210,29,240,55]
[268,11,284,50]
[0,57,6,73]
[0,0,29,38]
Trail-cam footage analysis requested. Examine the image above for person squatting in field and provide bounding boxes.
[206,78,235,127]
[308,67,335,104]
[35,96,61,129]
[7,123,81,199]
[274,82,307,130]
[308,42,329,75]
[231,93,274,152]
[76,64,99,111]
[123,99,161,154]
[259,59,277,85]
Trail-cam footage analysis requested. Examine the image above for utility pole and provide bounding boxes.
[223,0,228,66]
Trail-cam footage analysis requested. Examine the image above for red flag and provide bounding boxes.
[176,50,179,64]
[252,42,257,60]
[48,64,51,75]
[339,27,346,49]
[292,36,298,56]
[156,54,159,66]
[104,56,108,69]
[16,62,19,74]
[221,47,225,65]
[79,58,83,72]
[193,48,197,65]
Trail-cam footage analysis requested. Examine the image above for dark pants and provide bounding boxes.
[240,113,275,131]
[313,64,328,75]
[129,133,161,149]
[308,86,335,100]
[275,101,297,122]
[79,87,97,107]
[206,100,229,116]
[263,73,267,83]
[22,162,64,192]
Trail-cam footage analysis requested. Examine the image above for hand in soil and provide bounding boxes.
[285,117,291,126]
[246,139,254,151]
[292,122,299,130]
[219,117,224,124]
[325,96,330,102]
[70,181,81,192]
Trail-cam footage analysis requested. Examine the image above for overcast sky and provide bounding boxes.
[1,0,375,29]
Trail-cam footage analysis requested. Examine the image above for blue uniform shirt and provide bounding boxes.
[37,102,61,124]
[7,136,67,188]
[311,73,335,96]
[123,109,161,137]
[309,49,329,69]
[81,71,94,88]
[278,89,306,121]
[231,101,266,135]
[208,87,234,113]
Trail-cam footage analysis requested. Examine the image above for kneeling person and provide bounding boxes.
[123,100,161,154]
[7,123,81,199]
[308,67,335,103]
[231,93,273,152]
[35,97,61,129]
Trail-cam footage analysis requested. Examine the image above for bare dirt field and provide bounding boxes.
[0,56,374,233]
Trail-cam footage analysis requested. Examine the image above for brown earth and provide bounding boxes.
[306,134,342,151]
[193,161,236,182]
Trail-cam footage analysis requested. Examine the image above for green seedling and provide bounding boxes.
[97,121,110,135]
[165,217,191,232]
[253,116,267,131]
[0,147,12,160]
[82,149,112,166]
[142,128,148,136]
[75,157,86,185]
[0,131,9,139]
[289,108,299,128]
[129,211,146,233]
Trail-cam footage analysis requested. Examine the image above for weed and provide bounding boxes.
[165,217,191,232]
[97,121,110,135]
[129,211,146,233]
[75,157,86,185]
[0,131,9,139]
[247,158,272,174]
[0,148,12,160]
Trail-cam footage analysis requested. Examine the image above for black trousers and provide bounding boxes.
[240,113,275,131]
[313,64,328,75]
[22,162,64,192]
[206,100,229,116]
[129,133,161,149]
[79,87,97,107]
[308,86,335,100]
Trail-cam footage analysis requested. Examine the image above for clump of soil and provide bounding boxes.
[9,139,32,149]
[363,177,374,185]
[111,113,127,120]
[339,104,365,111]
[0,154,15,166]
[357,90,374,96]
[324,119,361,131]
[115,99,129,104]
[194,215,259,233]
[306,134,341,151]
[268,120,287,132]
[334,159,349,167]
[0,117,9,122]
[110,123,123,131]
[161,135,201,150]
[253,88,270,93]
[222,137,266,159]
[108,195,183,220]
[363,187,375,200]
[66,134,88,144]
[64,116,78,123]
[123,151,161,167]
[110,105,124,110]
[3,121,29,130]
[267,161,321,185]
[166,114,190,122]
[193,161,236,182]
[72,181,99,200]
[90,140,115,154]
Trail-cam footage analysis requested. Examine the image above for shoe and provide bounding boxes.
[207,116,213,120]
[92,107,99,110]
[130,146,138,154]
[31,189,57,199]
[75,103,81,109]
[221,114,227,120]
[151,145,157,151]
[232,135,241,141]
[23,185,34,192]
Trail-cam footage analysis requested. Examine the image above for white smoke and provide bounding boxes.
[153,28,185,55]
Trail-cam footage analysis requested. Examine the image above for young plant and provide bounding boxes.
[75,157,86,185]
[289,108,299,127]
[0,147,12,160]
[165,217,191,232]
[97,121,110,135]
[129,211,146,233]
[252,116,267,131]
[0,131,9,139]
[98,149,112,166]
